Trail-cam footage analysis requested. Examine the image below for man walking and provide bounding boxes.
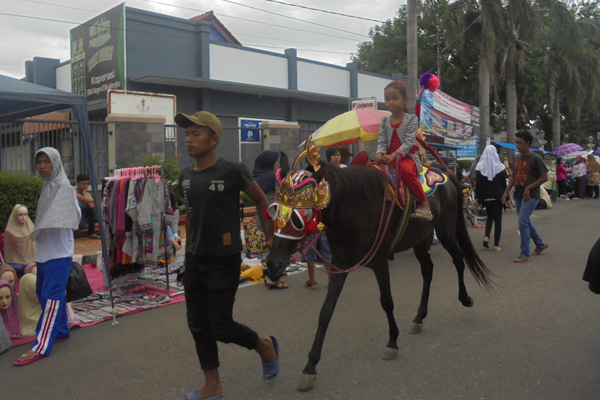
[502,130,549,263]
[175,111,278,400]
[75,174,99,239]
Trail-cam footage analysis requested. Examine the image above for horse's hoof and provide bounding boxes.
[381,347,398,360]
[297,373,317,391]
[408,322,423,334]
[463,296,474,308]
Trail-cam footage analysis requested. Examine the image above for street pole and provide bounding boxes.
[407,0,418,111]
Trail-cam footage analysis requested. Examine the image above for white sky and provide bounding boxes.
[1,0,404,79]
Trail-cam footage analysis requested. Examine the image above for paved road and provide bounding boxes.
[2,199,599,400]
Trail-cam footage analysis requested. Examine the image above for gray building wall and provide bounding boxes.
[125,8,203,80]
[23,6,398,171]
[24,57,60,88]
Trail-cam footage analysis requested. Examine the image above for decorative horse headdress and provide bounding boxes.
[268,136,331,235]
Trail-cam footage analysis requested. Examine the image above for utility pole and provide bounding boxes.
[407,0,418,111]
[436,14,442,80]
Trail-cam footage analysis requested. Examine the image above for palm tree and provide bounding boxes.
[445,0,504,151]
[497,0,537,144]
[539,2,600,149]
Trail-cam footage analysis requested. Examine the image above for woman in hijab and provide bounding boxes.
[252,150,280,202]
[13,147,81,367]
[571,155,587,199]
[3,204,36,276]
[586,154,600,199]
[555,157,568,197]
[475,145,508,251]
[0,279,22,340]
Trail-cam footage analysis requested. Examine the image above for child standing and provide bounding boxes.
[14,147,81,366]
[374,80,432,219]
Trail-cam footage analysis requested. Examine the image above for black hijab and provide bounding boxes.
[252,150,280,195]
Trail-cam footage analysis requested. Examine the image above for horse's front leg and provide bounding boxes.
[410,241,434,334]
[372,260,400,360]
[298,271,348,391]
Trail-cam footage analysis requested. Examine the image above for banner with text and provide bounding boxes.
[420,88,479,141]
[70,3,126,101]
[446,137,479,159]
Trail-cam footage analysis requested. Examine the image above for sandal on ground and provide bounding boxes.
[263,336,280,384]
[513,255,531,263]
[305,280,317,290]
[483,237,489,248]
[493,246,501,252]
[412,208,433,221]
[176,390,225,400]
[13,351,45,367]
[532,243,549,255]
[264,278,288,290]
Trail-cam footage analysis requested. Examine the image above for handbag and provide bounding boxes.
[66,262,93,302]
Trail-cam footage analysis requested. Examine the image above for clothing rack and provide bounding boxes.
[101,165,173,324]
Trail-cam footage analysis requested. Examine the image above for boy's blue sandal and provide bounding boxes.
[176,390,224,400]
[262,335,280,383]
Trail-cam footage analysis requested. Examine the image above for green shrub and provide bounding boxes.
[240,192,255,207]
[0,171,43,231]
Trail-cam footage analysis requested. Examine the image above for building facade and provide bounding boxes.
[14,6,403,173]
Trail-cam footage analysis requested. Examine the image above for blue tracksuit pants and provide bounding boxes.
[31,257,72,356]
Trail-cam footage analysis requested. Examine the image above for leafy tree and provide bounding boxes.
[352,0,600,150]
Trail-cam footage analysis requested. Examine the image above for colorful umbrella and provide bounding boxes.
[553,143,584,156]
[312,109,390,147]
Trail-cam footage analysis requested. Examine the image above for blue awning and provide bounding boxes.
[492,141,558,157]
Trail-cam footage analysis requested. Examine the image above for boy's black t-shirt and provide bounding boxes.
[512,153,548,200]
[179,158,254,258]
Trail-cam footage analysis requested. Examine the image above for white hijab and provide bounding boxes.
[476,145,505,181]
[32,147,81,240]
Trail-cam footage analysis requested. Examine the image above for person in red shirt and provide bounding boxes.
[374,81,431,219]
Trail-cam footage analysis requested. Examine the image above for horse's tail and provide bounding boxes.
[449,173,494,289]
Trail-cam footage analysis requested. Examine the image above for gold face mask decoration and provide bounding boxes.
[272,135,331,233]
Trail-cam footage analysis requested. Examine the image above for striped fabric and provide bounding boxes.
[32,299,60,355]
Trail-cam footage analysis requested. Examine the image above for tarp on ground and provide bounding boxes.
[0,74,113,315]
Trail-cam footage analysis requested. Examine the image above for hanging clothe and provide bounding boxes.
[101,168,172,279]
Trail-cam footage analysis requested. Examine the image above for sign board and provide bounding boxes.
[70,3,126,101]
[239,119,263,142]
[350,97,377,111]
[447,137,479,159]
[108,90,176,125]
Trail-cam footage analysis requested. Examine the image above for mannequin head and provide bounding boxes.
[0,285,12,310]
[16,205,29,225]
[0,265,17,288]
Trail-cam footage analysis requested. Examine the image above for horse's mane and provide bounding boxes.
[312,164,387,225]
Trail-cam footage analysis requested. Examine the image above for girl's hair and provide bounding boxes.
[326,146,341,162]
[556,157,563,164]
[385,80,408,99]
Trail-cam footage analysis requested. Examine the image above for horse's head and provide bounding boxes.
[265,199,318,279]
[265,141,330,280]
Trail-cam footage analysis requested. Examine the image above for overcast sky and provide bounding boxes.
[1,0,404,79]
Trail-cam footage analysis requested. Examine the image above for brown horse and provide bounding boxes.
[265,162,492,391]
